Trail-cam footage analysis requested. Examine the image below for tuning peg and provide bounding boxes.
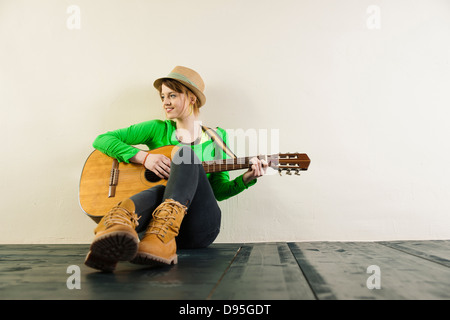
[278,168,282,176]
[286,169,292,175]
[295,169,301,176]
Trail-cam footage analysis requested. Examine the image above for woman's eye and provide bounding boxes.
[161,94,176,100]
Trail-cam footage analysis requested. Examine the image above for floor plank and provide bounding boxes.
[0,244,241,300]
[289,242,450,300]
[1,241,450,300]
[378,240,450,267]
[209,242,316,300]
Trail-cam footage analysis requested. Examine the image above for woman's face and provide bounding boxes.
[160,84,192,120]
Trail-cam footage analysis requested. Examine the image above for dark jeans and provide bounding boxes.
[130,146,221,249]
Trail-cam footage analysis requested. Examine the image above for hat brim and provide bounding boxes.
[153,77,206,107]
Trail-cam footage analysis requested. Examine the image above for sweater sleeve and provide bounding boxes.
[92,120,165,163]
[209,171,257,201]
[208,127,257,201]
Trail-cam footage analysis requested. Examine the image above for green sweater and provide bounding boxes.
[93,120,256,201]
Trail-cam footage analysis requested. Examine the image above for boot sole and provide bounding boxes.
[85,231,139,272]
[84,250,117,273]
[130,252,178,267]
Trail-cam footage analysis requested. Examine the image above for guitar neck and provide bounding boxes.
[202,155,271,174]
[202,152,310,174]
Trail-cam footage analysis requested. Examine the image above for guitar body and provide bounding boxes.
[79,145,179,222]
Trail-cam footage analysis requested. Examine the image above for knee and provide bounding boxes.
[172,146,201,166]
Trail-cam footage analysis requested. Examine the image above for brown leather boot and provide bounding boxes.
[131,199,187,266]
[84,198,140,272]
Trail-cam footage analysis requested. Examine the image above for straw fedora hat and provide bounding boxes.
[153,66,206,107]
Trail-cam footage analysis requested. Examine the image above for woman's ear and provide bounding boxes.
[190,93,197,105]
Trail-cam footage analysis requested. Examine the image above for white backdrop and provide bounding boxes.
[1,0,450,243]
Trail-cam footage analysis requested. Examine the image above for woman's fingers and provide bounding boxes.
[250,157,269,177]
[145,154,171,179]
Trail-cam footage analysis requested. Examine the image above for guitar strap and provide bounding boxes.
[202,126,237,159]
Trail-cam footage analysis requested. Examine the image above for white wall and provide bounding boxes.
[1,0,450,244]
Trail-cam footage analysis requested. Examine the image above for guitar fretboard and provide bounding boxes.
[202,155,271,174]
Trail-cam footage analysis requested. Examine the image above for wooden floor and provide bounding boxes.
[1,241,449,300]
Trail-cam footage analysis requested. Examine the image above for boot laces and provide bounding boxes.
[104,206,140,229]
[146,199,187,238]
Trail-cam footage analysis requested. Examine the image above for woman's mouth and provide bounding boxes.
[165,107,174,113]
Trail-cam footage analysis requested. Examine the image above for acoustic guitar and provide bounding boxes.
[79,145,310,222]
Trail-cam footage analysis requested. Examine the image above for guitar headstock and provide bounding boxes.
[268,153,310,176]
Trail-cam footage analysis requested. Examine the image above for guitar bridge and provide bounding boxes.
[108,159,119,197]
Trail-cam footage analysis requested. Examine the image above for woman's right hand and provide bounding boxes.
[130,151,171,179]
[143,153,171,179]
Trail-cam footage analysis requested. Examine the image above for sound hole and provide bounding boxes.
[144,169,162,183]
